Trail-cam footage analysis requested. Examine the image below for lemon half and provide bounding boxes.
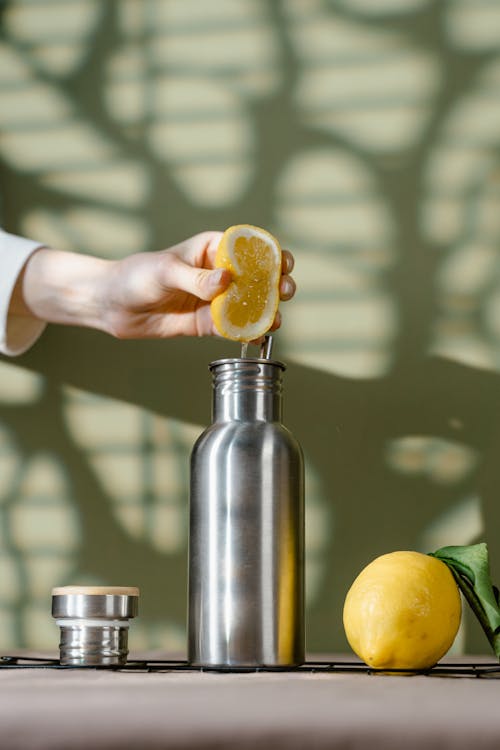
[210,224,282,342]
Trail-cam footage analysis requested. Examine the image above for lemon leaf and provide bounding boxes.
[432,543,500,631]
[430,543,500,659]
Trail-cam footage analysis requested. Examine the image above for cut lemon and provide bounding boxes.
[211,224,282,342]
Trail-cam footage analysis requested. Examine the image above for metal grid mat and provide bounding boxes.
[1,655,499,678]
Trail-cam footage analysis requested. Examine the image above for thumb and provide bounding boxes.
[168,259,231,301]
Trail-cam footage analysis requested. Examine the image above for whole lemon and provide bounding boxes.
[343,551,462,670]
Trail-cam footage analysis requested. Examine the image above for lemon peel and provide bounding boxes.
[343,550,461,670]
[210,224,282,342]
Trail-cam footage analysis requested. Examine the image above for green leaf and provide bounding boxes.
[431,543,500,632]
[430,543,500,660]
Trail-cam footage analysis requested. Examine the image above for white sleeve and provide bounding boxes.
[0,229,47,356]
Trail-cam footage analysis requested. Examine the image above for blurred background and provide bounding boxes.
[0,0,499,655]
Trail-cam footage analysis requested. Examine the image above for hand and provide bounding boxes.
[102,231,296,338]
[14,231,296,340]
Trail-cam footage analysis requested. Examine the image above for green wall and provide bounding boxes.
[1,0,499,654]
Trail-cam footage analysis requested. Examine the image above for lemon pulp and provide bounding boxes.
[211,225,281,342]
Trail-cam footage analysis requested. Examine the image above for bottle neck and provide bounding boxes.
[211,359,284,423]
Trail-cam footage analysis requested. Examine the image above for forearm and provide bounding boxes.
[10,248,112,332]
[4,230,291,347]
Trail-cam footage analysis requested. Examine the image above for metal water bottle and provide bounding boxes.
[188,339,304,668]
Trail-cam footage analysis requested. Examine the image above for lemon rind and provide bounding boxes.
[212,225,282,342]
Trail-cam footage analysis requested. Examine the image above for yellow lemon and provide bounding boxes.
[210,224,282,342]
[343,551,461,670]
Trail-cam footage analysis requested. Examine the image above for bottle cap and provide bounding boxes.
[52,586,139,665]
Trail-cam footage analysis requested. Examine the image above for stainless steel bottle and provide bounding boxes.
[188,343,304,668]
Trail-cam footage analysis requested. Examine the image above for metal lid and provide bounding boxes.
[52,586,139,619]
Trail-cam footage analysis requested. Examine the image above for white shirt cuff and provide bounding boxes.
[0,230,47,356]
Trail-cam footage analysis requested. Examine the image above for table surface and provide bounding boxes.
[1,654,499,750]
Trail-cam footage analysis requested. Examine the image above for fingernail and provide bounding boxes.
[210,269,225,287]
[283,250,294,274]
[281,279,294,298]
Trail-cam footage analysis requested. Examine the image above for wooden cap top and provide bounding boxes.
[52,586,140,597]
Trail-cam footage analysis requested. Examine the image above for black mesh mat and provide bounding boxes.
[1,655,499,678]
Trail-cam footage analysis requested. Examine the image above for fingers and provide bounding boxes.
[205,268,232,299]
[280,250,295,301]
[280,275,296,301]
[195,303,220,337]
[173,233,294,272]
[167,231,223,270]
[162,256,231,301]
[282,249,294,275]
[189,231,223,268]
[164,236,295,305]
[269,309,282,332]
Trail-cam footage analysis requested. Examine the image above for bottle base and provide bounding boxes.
[188,656,305,671]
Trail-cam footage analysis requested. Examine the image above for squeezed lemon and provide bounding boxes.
[210,224,282,342]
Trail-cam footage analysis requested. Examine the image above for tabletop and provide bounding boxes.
[0,655,499,749]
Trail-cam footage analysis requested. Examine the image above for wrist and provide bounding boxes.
[19,248,113,332]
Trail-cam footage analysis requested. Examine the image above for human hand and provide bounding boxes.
[102,231,296,339]
[15,231,296,340]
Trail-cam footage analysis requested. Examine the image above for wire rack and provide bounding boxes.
[1,655,499,678]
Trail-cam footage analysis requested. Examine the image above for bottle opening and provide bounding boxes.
[209,357,286,372]
[210,335,285,372]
